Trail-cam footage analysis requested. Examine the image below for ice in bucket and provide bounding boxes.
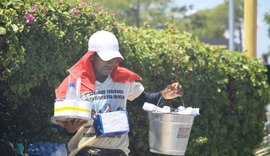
[143,102,199,156]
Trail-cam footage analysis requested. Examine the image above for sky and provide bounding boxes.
[174,0,270,59]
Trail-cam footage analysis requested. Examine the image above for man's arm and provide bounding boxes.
[131,91,166,107]
[131,82,183,107]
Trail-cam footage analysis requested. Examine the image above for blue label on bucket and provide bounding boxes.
[177,127,190,138]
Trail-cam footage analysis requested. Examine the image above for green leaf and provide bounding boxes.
[0,27,6,35]
[11,24,18,32]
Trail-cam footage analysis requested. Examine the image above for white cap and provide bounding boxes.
[88,30,124,61]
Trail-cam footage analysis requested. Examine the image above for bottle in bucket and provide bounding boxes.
[62,82,78,116]
[52,80,92,123]
[66,82,78,100]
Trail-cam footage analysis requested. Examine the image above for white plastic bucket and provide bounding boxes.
[148,112,194,156]
[52,100,92,122]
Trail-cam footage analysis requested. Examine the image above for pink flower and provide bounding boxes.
[79,1,88,6]
[41,6,47,13]
[31,5,38,12]
[98,5,104,11]
[111,12,116,17]
[71,8,77,15]
[23,13,35,25]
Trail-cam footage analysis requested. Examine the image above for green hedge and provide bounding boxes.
[0,0,119,146]
[120,27,270,156]
[0,0,269,155]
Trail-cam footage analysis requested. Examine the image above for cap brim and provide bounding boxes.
[97,51,124,61]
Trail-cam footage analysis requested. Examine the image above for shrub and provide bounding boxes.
[0,0,119,145]
[120,26,269,156]
[0,0,269,155]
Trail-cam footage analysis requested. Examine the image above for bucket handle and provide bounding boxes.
[155,96,186,112]
[179,96,186,107]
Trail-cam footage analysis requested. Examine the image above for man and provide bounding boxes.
[55,30,183,156]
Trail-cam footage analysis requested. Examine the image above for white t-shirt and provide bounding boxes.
[68,75,144,156]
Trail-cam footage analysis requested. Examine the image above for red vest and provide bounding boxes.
[55,51,142,99]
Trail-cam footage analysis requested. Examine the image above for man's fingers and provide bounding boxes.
[67,118,76,123]
[169,82,182,92]
[166,84,175,91]
[170,82,183,97]
[55,120,67,127]
[79,119,88,125]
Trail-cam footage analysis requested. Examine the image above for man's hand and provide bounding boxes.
[55,118,87,134]
[162,82,183,100]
